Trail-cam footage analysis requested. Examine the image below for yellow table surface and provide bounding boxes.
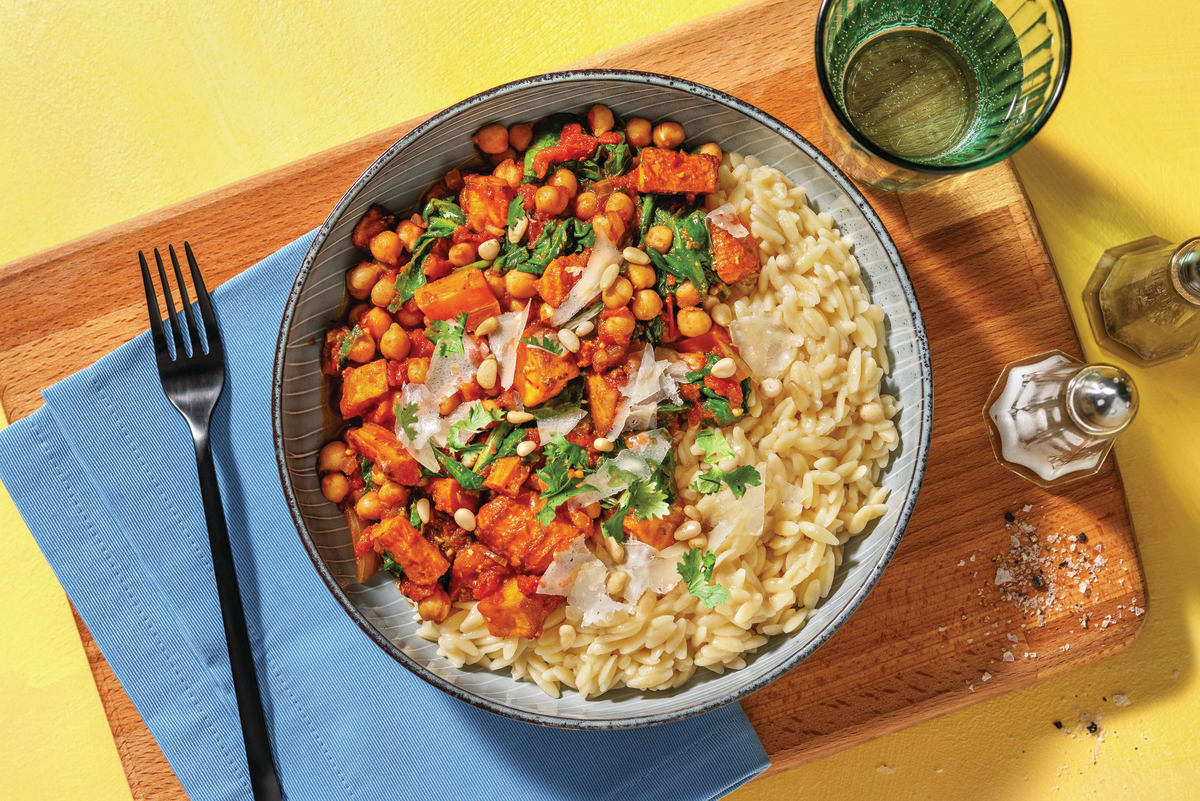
[2,1,1197,798]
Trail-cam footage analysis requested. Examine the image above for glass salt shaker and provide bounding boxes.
[983,350,1139,488]
[1082,235,1200,365]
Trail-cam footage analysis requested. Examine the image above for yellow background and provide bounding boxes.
[2,1,1197,798]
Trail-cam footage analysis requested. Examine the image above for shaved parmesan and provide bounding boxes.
[700,480,765,553]
[394,383,441,471]
[488,303,529,389]
[572,428,672,508]
[425,347,475,403]
[609,344,678,440]
[706,203,750,238]
[535,407,587,442]
[621,540,682,603]
[550,231,619,325]
[538,536,630,626]
[729,316,800,379]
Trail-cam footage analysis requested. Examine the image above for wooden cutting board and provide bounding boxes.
[0,0,1145,795]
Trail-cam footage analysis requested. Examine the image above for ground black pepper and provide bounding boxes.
[1087,721,1099,734]
[1053,720,1063,729]
[1077,532,1088,543]
[1005,511,1016,523]
[1032,574,1046,590]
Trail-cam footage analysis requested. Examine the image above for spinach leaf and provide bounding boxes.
[389,215,458,307]
[433,448,485,490]
[570,218,595,250]
[381,550,405,579]
[638,194,656,244]
[522,114,575,183]
[517,219,570,276]
[649,206,713,293]
[492,239,531,275]
[506,196,526,227]
[634,315,663,346]
[422,198,466,225]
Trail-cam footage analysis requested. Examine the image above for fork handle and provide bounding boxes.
[193,434,284,800]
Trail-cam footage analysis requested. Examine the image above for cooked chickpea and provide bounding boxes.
[472,123,509,154]
[345,330,376,362]
[644,224,674,253]
[407,357,430,384]
[677,307,712,337]
[625,117,652,148]
[378,481,406,506]
[600,311,636,342]
[320,473,349,504]
[361,307,392,341]
[318,440,354,474]
[355,491,383,521]
[346,262,381,300]
[652,121,686,149]
[602,276,633,309]
[549,168,579,199]
[587,104,614,135]
[348,303,370,325]
[397,220,422,251]
[675,280,701,308]
[483,268,506,299]
[418,594,451,623]
[369,230,401,267]
[508,122,533,152]
[604,191,635,221]
[698,142,723,160]
[592,211,626,244]
[379,324,411,360]
[395,300,423,328]
[628,263,657,289]
[488,147,516,167]
[505,269,539,299]
[631,289,663,321]
[574,191,598,221]
[448,242,477,267]
[535,185,569,216]
[370,275,396,308]
[492,158,523,189]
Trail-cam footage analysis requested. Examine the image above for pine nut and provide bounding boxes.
[507,217,528,243]
[475,316,499,337]
[710,357,737,379]
[557,328,581,353]
[416,498,431,524]
[574,320,595,336]
[604,536,625,563]
[477,238,501,261]
[683,504,701,520]
[606,569,629,597]
[506,410,534,424]
[454,507,477,531]
[593,437,614,452]
[558,624,577,649]
[712,303,733,327]
[461,452,477,468]
[687,534,708,550]
[622,246,651,265]
[674,520,702,541]
[599,263,620,292]
[476,357,498,390]
[761,378,783,398]
[516,440,537,457]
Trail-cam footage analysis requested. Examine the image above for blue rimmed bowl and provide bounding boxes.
[272,69,932,729]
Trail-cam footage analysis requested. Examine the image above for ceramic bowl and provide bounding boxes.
[272,69,932,729]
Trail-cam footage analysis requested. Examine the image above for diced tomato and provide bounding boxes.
[460,174,514,234]
[517,183,537,213]
[704,373,743,409]
[531,123,599,180]
[409,329,434,359]
[597,131,622,145]
[386,360,407,387]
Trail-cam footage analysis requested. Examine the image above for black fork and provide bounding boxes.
[139,244,283,800]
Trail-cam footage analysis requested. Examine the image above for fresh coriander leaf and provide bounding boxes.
[542,433,589,469]
[433,448,484,490]
[396,401,420,441]
[506,196,526,227]
[702,394,739,425]
[360,459,375,494]
[695,428,735,464]
[570,218,595,250]
[337,325,362,368]
[408,504,422,529]
[422,198,466,225]
[677,547,729,608]
[535,461,594,525]
[381,549,405,579]
[690,465,762,499]
[559,301,603,331]
[626,478,670,521]
[427,312,468,358]
[601,503,627,541]
[521,334,564,356]
[446,402,504,451]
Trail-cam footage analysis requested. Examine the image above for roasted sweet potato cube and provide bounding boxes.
[413,267,502,330]
[475,492,588,574]
[449,542,512,601]
[514,327,580,407]
[345,422,421,485]
[363,390,397,428]
[709,221,761,284]
[339,360,389,418]
[483,456,531,497]
[536,252,589,308]
[460,174,514,234]
[369,515,450,585]
[623,505,684,551]
[586,372,625,437]
[399,580,452,623]
[352,204,396,251]
[636,148,719,194]
[477,575,563,638]
[428,477,478,515]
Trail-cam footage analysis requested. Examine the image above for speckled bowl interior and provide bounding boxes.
[273,70,932,729]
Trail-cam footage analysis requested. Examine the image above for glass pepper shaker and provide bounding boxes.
[983,350,1139,488]
[1083,235,1200,365]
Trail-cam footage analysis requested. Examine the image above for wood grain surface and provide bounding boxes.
[0,0,1146,796]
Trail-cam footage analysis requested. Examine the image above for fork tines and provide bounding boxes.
[138,242,222,362]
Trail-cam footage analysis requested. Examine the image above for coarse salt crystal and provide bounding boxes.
[981,672,992,682]
[1112,694,1131,707]
[994,567,1015,585]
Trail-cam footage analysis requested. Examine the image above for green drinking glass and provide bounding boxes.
[815,0,1071,191]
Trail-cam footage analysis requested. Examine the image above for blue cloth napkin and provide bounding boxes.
[0,233,768,801]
